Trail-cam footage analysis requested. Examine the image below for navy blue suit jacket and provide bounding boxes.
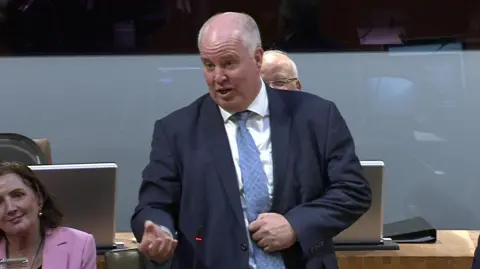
[472,236,480,269]
[131,87,372,269]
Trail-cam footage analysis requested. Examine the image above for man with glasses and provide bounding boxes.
[261,50,302,91]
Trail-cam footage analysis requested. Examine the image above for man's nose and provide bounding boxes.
[213,68,227,84]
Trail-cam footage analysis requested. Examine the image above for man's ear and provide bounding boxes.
[254,47,264,69]
[296,80,302,90]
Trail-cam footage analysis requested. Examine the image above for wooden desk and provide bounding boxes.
[97,230,480,269]
[337,230,479,269]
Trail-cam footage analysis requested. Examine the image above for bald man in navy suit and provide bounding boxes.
[131,12,371,269]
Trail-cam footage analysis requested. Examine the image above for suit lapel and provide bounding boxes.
[267,88,292,213]
[42,229,68,269]
[201,97,244,226]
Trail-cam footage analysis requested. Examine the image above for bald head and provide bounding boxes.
[197,12,265,113]
[197,12,262,56]
[261,50,301,91]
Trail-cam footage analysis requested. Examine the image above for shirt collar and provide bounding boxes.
[218,79,269,123]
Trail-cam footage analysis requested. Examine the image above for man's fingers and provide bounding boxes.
[156,238,169,256]
[144,220,157,235]
[138,239,151,254]
[163,238,178,258]
[159,238,175,256]
[139,220,177,262]
[252,229,264,241]
[139,237,178,262]
[148,238,165,258]
[258,213,272,219]
[249,219,265,232]
[257,237,268,248]
[264,244,274,253]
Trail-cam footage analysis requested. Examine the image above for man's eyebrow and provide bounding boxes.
[219,54,238,60]
[273,75,289,81]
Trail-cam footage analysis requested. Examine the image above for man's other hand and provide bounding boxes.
[249,213,296,252]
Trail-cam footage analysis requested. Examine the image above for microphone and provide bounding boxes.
[193,224,204,269]
[193,177,206,269]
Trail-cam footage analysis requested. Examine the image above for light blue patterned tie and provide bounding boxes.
[234,111,285,269]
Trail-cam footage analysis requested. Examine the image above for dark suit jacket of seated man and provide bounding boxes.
[131,81,372,269]
[472,236,480,269]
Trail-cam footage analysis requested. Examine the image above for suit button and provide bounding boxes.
[240,244,248,251]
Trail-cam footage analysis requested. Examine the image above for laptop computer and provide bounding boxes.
[29,163,117,249]
[333,160,384,245]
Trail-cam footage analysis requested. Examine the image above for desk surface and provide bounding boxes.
[337,230,479,257]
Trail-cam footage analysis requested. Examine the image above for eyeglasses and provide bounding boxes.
[267,78,298,88]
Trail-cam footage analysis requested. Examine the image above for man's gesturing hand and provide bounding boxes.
[138,220,178,262]
[249,213,296,252]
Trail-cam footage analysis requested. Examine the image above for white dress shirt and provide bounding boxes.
[218,81,273,269]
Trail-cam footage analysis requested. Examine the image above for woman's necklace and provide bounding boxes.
[29,239,44,269]
[6,236,44,269]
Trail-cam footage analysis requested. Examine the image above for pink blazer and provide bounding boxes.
[0,227,97,269]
